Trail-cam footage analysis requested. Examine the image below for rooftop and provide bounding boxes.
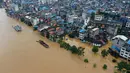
[112,35,128,41]
[127,40,130,45]
[79,29,86,33]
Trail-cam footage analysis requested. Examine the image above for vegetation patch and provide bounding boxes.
[84,58,89,63]
[58,39,85,56]
[101,49,109,57]
[92,46,99,54]
[103,64,107,70]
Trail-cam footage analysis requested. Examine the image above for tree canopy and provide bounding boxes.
[116,61,130,73]
[101,49,109,57]
[92,46,99,53]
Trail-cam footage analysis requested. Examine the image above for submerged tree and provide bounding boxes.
[103,64,107,70]
[93,63,97,68]
[77,47,85,56]
[116,61,130,73]
[84,58,89,63]
[92,46,99,54]
[84,58,89,68]
[70,45,79,54]
[101,49,109,57]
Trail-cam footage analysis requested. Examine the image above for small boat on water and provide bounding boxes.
[36,40,49,48]
[12,25,22,32]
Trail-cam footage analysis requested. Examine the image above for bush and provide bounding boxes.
[84,59,89,63]
[112,59,117,63]
[93,63,97,68]
[101,49,109,57]
[103,64,107,70]
[92,46,99,53]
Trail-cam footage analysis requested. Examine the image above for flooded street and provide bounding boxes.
[0,9,115,73]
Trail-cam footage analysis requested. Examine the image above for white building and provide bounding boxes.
[79,29,86,40]
[32,17,39,26]
[95,15,104,21]
[120,40,130,60]
[126,21,130,28]
[68,15,78,24]
[111,35,130,60]
[90,28,99,38]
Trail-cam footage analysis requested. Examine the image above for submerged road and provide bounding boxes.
[0,9,114,73]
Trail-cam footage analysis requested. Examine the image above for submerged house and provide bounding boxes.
[48,26,65,42]
[38,24,65,42]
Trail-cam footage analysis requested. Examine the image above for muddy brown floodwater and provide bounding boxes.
[0,9,116,73]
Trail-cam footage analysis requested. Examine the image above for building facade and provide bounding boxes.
[120,40,130,60]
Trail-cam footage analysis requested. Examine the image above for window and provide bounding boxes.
[120,54,124,56]
[125,55,128,58]
[126,52,128,54]
[120,52,124,55]
[122,48,125,51]
[121,51,124,53]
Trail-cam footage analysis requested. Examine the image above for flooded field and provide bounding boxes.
[0,9,116,73]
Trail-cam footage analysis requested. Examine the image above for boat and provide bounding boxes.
[12,25,22,32]
[36,40,49,48]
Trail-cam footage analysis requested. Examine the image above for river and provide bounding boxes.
[0,9,116,73]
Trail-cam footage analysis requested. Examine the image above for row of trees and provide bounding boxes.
[58,40,85,56]
[92,46,109,57]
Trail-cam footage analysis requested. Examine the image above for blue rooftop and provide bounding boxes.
[79,29,86,33]
[111,45,120,53]
[127,40,130,45]
[87,10,96,14]
[39,6,49,11]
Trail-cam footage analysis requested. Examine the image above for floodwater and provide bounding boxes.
[0,9,116,73]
